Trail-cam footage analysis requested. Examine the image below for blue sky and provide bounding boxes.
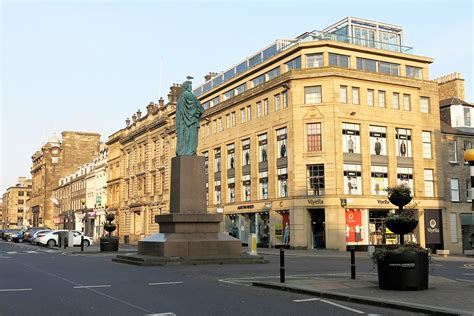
[1,0,473,193]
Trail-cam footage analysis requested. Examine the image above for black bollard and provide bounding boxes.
[80,235,84,252]
[350,246,356,279]
[280,247,285,283]
[58,236,62,248]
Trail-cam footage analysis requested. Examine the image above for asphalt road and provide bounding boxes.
[1,240,471,316]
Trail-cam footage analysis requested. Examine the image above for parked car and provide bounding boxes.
[31,230,52,245]
[37,230,93,247]
[3,229,21,241]
[24,227,51,243]
[0,229,6,239]
[0,229,12,240]
[11,229,27,242]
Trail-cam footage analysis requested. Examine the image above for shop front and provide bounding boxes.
[461,213,474,252]
[225,209,270,247]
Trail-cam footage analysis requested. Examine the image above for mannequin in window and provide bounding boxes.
[230,156,235,169]
[347,177,353,194]
[375,182,380,195]
[280,143,287,158]
[348,136,354,153]
[400,140,407,157]
[262,147,267,162]
[374,138,382,155]
[217,159,221,172]
[245,152,250,165]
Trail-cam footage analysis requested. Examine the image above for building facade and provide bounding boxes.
[1,177,32,228]
[28,132,101,229]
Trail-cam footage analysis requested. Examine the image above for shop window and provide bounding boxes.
[307,164,324,195]
[344,164,362,195]
[227,144,235,169]
[242,175,251,201]
[342,123,360,154]
[278,167,288,197]
[258,134,268,162]
[214,148,221,173]
[214,180,221,205]
[397,167,414,192]
[371,166,388,195]
[370,125,387,156]
[242,139,250,166]
[395,128,412,157]
[259,171,268,199]
[228,178,235,203]
[277,128,287,158]
[203,151,209,175]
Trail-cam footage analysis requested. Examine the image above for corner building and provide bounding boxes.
[195,17,443,251]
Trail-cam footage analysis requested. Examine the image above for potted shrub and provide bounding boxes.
[371,185,429,290]
[100,212,119,252]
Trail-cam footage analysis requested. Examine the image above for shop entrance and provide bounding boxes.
[461,213,474,252]
[308,209,325,249]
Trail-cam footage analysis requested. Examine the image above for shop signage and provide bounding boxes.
[424,210,443,244]
[96,196,102,206]
[388,262,415,269]
[376,199,390,205]
[308,199,323,206]
[237,205,254,210]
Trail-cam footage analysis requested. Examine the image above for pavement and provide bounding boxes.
[252,247,474,316]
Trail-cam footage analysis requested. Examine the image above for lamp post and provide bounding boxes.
[464,149,474,211]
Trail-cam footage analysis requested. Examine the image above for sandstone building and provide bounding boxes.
[28,132,100,228]
[2,177,32,228]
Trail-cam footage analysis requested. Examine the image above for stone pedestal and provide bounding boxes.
[138,156,241,258]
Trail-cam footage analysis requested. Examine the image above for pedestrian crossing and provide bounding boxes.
[0,249,57,257]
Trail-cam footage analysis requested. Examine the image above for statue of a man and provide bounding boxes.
[175,80,205,156]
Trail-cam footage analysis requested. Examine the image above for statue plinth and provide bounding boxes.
[138,156,241,258]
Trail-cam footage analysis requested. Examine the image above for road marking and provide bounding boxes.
[6,252,17,254]
[319,299,364,314]
[293,298,320,303]
[148,282,183,286]
[0,288,32,292]
[462,264,474,269]
[463,273,474,275]
[146,313,176,316]
[25,251,38,254]
[218,279,251,286]
[455,278,474,283]
[74,285,112,289]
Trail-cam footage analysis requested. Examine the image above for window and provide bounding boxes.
[342,123,360,154]
[464,140,472,150]
[370,126,387,155]
[212,120,217,133]
[235,83,246,95]
[218,117,223,131]
[226,114,230,129]
[18,199,24,204]
[214,148,221,173]
[344,164,362,195]
[304,86,322,104]
[252,74,265,87]
[379,61,399,76]
[259,171,268,199]
[224,90,234,101]
[424,169,434,197]
[420,97,430,113]
[240,108,246,123]
[209,96,220,108]
[307,123,322,151]
[466,179,472,202]
[356,58,377,72]
[367,89,374,107]
[329,53,350,67]
[450,178,460,201]
[227,144,235,169]
[278,167,288,197]
[397,167,414,192]
[242,139,251,166]
[266,67,280,80]
[464,107,472,126]
[242,175,251,201]
[403,94,411,111]
[406,66,422,79]
[306,54,323,68]
[282,91,288,108]
[307,164,324,195]
[352,87,360,105]
[371,166,388,195]
[422,131,432,159]
[275,94,281,111]
[263,98,269,115]
[228,178,235,203]
[378,91,386,108]
[277,128,287,158]
[231,112,236,127]
[448,141,457,163]
[395,128,412,157]
[392,93,400,109]
[18,191,24,196]
[203,151,208,175]
[214,180,221,205]
[246,105,252,121]
[339,86,348,103]
[258,134,268,162]
[286,57,301,71]
[257,101,262,117]
[450,213,458,243]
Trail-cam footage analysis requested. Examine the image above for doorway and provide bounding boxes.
[309,209,325,249]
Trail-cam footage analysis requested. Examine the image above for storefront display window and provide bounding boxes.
[395,128,412,157]
[277,128,287,158]
[345,209,368,245]
[371,165,388,195]
[214,148,221,172]
[227,144,235,169]
[214,180,221,205]
[342,123,360,154]
[278,167,288,197]
[258,134,268,162]
[397,167,413,191]
[242,139,250,166]
[228,177,235,203]
[259,171,268,199]
[344,164,362,195]
[242,175,251,201]
[370,125,387,155]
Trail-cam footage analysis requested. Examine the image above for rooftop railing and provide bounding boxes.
[194,30,413,97]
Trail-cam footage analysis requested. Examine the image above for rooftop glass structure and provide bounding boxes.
[193,17,413,98]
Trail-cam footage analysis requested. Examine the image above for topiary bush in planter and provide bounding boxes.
[100,212,119,252]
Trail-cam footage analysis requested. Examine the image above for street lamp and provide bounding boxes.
[464,149,474,211]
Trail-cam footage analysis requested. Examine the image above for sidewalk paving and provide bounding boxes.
[51,244,138,254]
[253,274,474,316]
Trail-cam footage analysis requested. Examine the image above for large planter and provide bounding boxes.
[100,236,119,252]
[385,220,419,235]
[377,251,429,290]
[388,194,412,207]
